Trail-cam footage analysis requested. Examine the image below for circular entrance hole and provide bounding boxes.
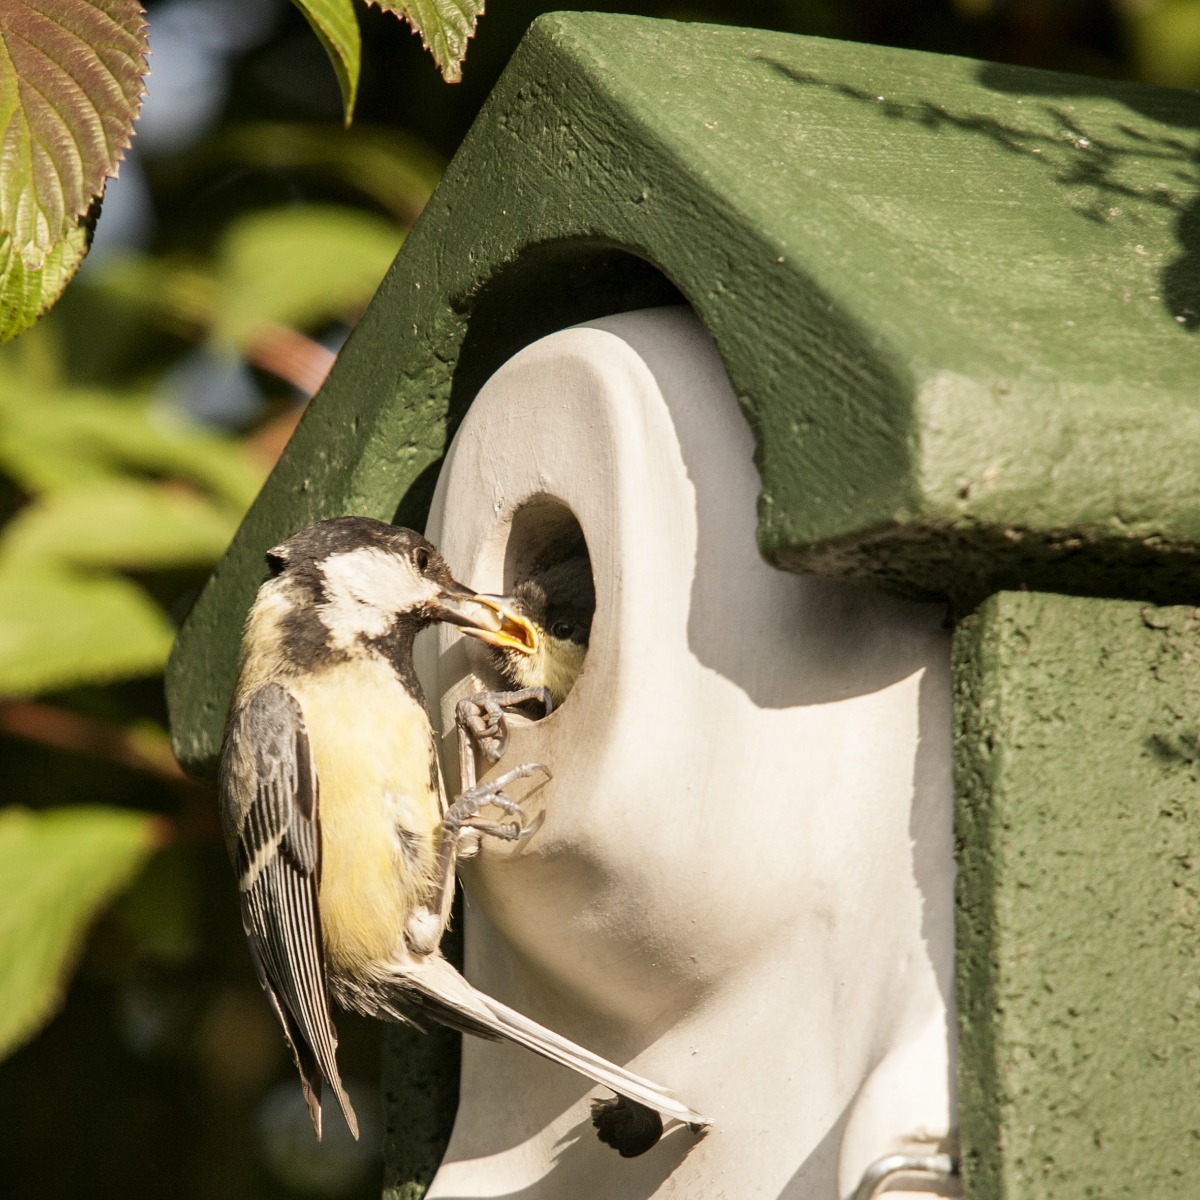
[489,497,594,710]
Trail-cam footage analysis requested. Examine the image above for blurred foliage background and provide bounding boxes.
[0,1,1196,1197]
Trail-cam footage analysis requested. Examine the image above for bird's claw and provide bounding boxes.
[457,688,554,765]
[457,694,509,763]
[444,762,551,846]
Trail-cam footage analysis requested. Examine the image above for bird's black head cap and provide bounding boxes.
[267,517,447,580]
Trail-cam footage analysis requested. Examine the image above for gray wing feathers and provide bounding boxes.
[220,683,358,1140]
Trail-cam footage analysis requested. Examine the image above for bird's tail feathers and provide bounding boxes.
[475,990,709,1127]
[359,954,709,1128]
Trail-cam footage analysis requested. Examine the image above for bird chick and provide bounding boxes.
[490,554,595,706]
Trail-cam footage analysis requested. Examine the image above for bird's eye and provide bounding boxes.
[550,621,575,640]
[414,548,430,572]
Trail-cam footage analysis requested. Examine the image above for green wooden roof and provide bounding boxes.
[168,13,1200,774]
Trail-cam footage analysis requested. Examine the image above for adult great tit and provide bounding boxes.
[219,517,706,1140]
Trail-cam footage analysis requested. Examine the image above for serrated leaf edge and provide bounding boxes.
[1,0,149,255]
[364,0,483,83]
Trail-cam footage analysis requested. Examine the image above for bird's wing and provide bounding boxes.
[353,951,710,1130]
[219,682,359,1140]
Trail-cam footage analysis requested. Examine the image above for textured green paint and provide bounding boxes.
[954,591,1200,1197]
[380,1023,459,1200]
[167,13,1200,776]
[379,918,463,1200]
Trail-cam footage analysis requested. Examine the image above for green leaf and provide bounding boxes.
[289,0,361,124]
[0,562,174,696]
[210,205,403,347]
[0,224,89,342]
[85,250,217,336]
[204,124,444,226]
[86,206,405,350]
[0,0,147,258]
[0,0,149,340]
[368,0,484,83]
[0,805,160,1058]
[0,380,262,509]
[1,480,241,570]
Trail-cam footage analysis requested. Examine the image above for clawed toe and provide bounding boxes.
[457,688,555,767]
[444,762,550,844]
[457,696,510,762]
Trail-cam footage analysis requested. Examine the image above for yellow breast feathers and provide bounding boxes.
[290,656,443,973]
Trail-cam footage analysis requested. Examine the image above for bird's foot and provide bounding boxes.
[444,762,551,849]
[456,688,554,765]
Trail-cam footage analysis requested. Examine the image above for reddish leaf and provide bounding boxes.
[0,0,148,267]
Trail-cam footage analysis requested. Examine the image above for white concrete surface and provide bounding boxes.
[420,307,957,1199]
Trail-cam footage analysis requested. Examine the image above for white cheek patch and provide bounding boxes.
[319,546,438,644]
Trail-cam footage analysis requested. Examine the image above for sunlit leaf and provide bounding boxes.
[368,0,483,82]
[0,561,174,696]
[0,805,160,1058]
[289,0,360,123]
[205,123,444,225]
[0,0,148,340]
[85,205,404,355]
[0,0,146,257]
[0,223,89,342]
[0,380,262,508]
[81,251,218,341]
[210,205,402,346]
[1,479,240,569]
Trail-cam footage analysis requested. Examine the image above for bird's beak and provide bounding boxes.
[434,586,539,655]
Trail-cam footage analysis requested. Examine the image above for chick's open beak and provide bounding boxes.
[434,587,539,655]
